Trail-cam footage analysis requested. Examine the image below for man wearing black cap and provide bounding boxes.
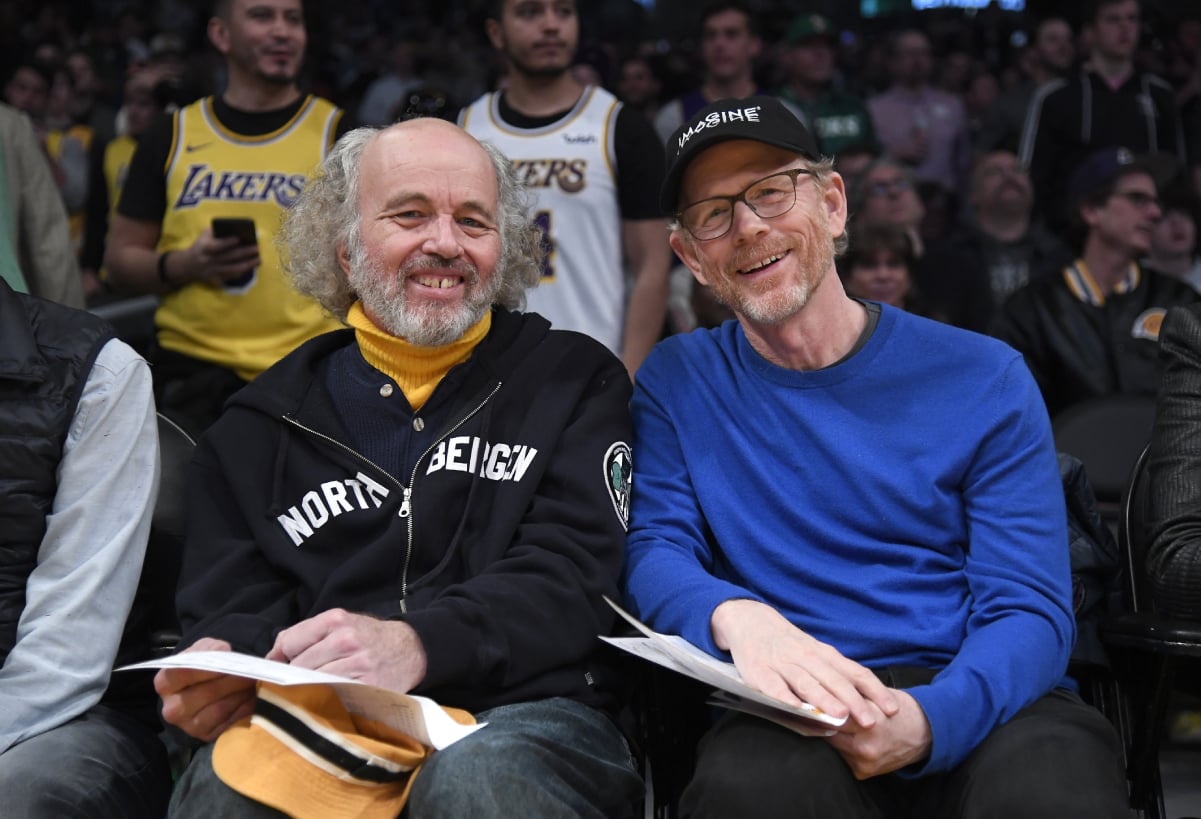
[992,146,1199,417]
[624,96,1129,817]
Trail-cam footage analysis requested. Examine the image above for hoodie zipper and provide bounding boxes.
[282,380,502,613]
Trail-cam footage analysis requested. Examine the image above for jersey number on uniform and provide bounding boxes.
[533,210,556,281]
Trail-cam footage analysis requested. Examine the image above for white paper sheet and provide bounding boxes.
[600,597,846,730]
[119,652,483,749]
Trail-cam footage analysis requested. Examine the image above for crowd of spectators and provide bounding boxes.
[3,0,1201,413]
[5,0,1201,812]
[2,4,1195,163]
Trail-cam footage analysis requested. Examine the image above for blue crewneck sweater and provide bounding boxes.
[624,304,1074,774]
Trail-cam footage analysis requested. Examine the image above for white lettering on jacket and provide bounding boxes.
[276,471,390,546]
[425,435,539,482]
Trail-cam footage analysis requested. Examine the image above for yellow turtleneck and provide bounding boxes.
[346,302,491,411]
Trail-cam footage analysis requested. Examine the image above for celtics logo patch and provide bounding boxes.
[604,442,633,530]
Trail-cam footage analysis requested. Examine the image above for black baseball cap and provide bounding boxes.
[1066,146,1164,208]
[660,95,821,214]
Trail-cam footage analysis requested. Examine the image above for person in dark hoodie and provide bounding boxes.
[155,118,642,818]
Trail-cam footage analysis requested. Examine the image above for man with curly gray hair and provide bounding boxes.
[281,124,544,337]
[157,117,644,818]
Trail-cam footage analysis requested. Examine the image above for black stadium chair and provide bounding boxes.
[145,412,197,781]
[146,412,196,655]
[109,412,194,669]
[1101,444,1201,819]
[629,662,710,819]
[89,295,159,360]
[1052,395,1157,522]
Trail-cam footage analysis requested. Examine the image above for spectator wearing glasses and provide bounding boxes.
[625,95,1129,819]
[846,158,926,254]
[849,157,961,258]
[992,147,1199,417]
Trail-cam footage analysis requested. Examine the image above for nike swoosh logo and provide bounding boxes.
[185,142,213,152]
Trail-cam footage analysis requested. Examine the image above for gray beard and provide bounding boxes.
[347,244,499,347]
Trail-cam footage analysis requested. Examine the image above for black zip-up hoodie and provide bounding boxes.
[176,308,634,714]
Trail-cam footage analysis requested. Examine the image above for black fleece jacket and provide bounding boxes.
[175,308,634,714]
[1148,303,1201,619]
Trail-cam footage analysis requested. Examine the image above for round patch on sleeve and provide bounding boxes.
[604,442,633,531]
[1131,307,1166,341]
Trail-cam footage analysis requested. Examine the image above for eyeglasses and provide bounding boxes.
[866,177,913,198]
[1110,190,1160,210]
[677,168,815,241]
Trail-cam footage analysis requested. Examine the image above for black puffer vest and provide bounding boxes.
[0,281,112,664]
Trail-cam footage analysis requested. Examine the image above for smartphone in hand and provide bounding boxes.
[211,217,258,247]
[210,217,258,288]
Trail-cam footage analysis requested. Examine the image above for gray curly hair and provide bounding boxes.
[280,123,544,318]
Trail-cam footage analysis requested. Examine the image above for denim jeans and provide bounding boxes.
[0,703,172,818]
[170,697,643,818]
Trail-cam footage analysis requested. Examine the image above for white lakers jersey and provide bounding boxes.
[460,86,624,354]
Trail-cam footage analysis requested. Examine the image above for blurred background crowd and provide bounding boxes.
[2,0,1197,125]
[1,0,1198,321]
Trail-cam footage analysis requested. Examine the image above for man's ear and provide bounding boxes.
[823,172,849,237]
[1079,201,1101,230]
[208,16,230,55]
[485,18,504,52]
[337,241,351,277]
[669,230,710,288]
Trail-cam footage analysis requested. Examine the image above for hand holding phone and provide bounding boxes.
[210,217,259,288]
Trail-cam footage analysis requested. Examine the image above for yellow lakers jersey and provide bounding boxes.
[97,134,138,282]
[46,123,93,257]
[104,134,137,225]
[157,95,344,380]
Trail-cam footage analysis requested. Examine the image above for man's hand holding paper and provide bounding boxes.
[267,608,428,694]
[154,638,255,742]
[710,599,900,730]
